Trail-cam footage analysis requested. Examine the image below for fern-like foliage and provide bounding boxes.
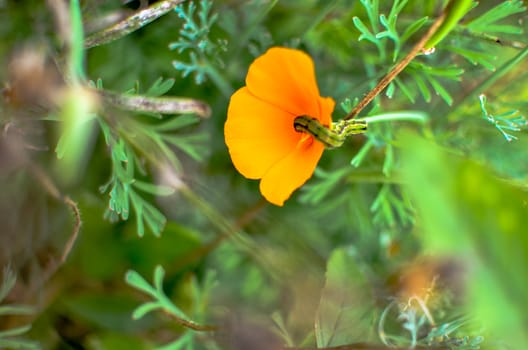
[442,0,527,71]
[169,0,230,95]
[465,0,526,35]
[353,1,526,106]
[353,0,427,62]
[333,0,526,232]
[299,168,351,206]
[98,130,173,237]
[479,94,527,142]
[347,1,455,232]
[353,0,466,106]
[380,298,484,350]
[370,184,414,229]
[126,266,217,350]
[94,78,208,237]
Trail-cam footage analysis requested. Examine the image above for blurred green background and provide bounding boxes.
[0,0,527,349]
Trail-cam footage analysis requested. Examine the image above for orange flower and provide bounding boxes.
[224,47,335,206]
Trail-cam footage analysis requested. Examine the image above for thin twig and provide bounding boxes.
[163,309,218,331]
[84,0,185,48]
[61,196,82,263]
[97,89,211,118]
[28,164,81,266]
[344,12,447,120]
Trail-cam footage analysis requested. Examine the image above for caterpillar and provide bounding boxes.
[294,116,367,148]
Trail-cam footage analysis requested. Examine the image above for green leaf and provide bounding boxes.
[146,77,176,97]
[359,0,379,33]
[400,16,428,44]
[0,325,32,339]
[128,190,167,237]
[140,199,167,237]
[0,267,16,302]
[350,139,375,168]
[153,265,165,292]
[315,248,374,347]
[132,301,160,320]
[445,45,496,71]
[112,140,129,163]
[164,133,208,161]
[394,77,415,103]
[353,16,378,44]
[425,74,453,105]
[125,270,156,296]
[153,115,200,132]
[425,65,465,80]
[466,0,526,34]
[0,305,33,316]
[299,168,350,205]
[156,331,194,350]
[0,338,39,349]
[126,267,189,322]
[133,181,176,196]
[410,72,431,102]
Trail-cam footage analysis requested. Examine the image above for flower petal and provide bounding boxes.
[317,96,335,127]
[259,139,324,206]
[225,87,301,179]
[246,47,324,120]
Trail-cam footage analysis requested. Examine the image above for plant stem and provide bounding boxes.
[203,64,234,98]
[69,0,86,82]
[97,88,212,118]
[84,0,184,48]
[344,12,447,120]
[359,111,428,124]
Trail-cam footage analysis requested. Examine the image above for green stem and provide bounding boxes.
[345,11,447,120]
[203,64,233,98]
[359,111,428,124]
[69,0,85,82]
[158,292,218,331]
